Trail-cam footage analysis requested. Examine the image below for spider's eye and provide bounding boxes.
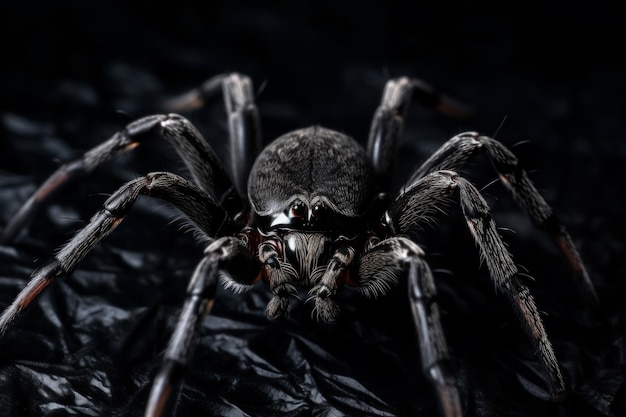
[290,202,307,218]
[311,203,326,218]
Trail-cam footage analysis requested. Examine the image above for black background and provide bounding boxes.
[0,1,625,416]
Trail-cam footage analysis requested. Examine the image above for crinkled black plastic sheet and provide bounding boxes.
[1,2,625,417]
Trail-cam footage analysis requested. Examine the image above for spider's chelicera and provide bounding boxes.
[0,74,596,417]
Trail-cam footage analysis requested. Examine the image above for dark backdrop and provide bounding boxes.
[0,1,624,416]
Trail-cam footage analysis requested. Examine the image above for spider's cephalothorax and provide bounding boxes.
[240,126,380,321]
[0,73,596,417]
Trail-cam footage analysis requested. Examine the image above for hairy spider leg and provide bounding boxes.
[367,77,594,305]
[361,77,473,417]
[145,236,260,417]
[409,132,597,305]
[389,170,566,400]
[1,72,260,244]
[366,76,473,192]
[309,245,356,322]
[0,114,235,244]
[163,73,262,199]
[144,256,218,417]
[0,172,232,338]
[350,236,462,417]
[259,239,299,319]
[407,255,462,417]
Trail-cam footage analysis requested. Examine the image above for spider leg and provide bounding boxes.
[354,237,462,417]
[0,172,232,338]
[144,255,218,417]
[144,236,260,417]
[388,170,566,399]
[163,72,262,198]
[367,77,473,191]
[309,245,356,322]
[1,114,235,244]
[410,132,597,304]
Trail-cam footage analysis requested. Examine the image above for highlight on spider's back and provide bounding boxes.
[0,73,596,417]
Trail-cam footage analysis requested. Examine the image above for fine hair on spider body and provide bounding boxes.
[0,73,596,417]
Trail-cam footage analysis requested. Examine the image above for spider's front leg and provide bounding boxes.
[388,170,566,403]
[0,172,232,337]
[145,235,260,417]
[354,237,462,417]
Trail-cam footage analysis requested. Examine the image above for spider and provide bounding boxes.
[0,73,596,417]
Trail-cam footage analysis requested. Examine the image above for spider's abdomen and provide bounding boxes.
[248,126,375,225]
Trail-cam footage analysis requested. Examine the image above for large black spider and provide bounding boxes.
[0,74,596,417]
